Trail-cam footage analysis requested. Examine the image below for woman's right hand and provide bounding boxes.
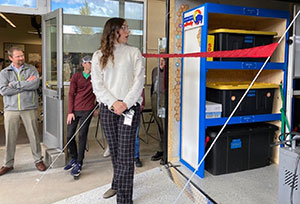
[67,113,75,124]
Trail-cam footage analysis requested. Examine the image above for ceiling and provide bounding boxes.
[0,13,41,37]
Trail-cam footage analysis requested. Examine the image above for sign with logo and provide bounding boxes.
[183,6,205,31]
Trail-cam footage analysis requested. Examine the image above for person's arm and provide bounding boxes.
[0,70,22,96]
[67,74,77,124]
[123,48,145,109]
[9,67,40,91]
[91,51,118,108]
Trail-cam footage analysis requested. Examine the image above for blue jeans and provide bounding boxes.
[135,121,140,159]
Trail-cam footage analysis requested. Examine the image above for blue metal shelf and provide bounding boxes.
[205,61,285,70]
[205,3,290,19]
[205,113,281,127]
[180,2,289,179]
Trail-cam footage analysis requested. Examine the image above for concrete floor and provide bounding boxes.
[0,115,282,204]
[53,167,193,204]
[0,120,162,204]
[171,162,279,204]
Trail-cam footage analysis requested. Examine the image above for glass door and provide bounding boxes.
[42,9,64,149]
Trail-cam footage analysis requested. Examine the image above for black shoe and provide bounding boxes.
[151,151,163,161]
[135,158,143,167]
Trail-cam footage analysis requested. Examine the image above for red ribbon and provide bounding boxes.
[142,43,279,59]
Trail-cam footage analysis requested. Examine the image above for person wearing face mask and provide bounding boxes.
[63,55,98,179]
[0,47,46,176]
[91,18,145,204]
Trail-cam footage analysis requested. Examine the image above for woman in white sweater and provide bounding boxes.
[91,18,145,204]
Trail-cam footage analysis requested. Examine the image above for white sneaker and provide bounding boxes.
[103,146,110,157]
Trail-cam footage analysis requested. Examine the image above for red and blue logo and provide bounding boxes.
[183,8,204,29]
[193,9,203,25]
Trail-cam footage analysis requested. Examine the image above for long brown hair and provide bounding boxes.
[99,17,125,69]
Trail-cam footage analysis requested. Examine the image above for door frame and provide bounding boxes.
[42,8,64,149]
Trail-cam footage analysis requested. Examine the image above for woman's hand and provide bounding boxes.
[67,113,75,124]
[112,101,127,115]
[93,109,99,117]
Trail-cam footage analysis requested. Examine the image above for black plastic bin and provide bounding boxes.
[206,82,277,117]
[205,123,278,175]
[208,28,277,61]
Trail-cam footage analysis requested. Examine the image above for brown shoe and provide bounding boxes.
[0,166,13,176]
[103,188,117,199]
[35,161,46,171]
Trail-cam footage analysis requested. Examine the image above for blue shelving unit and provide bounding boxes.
[205,113,281,127]
[179,3,289,178]
[205,61,285,70]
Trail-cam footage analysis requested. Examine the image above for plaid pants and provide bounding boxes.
[100,103,140,204]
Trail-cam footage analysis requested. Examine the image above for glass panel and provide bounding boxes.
[51,0,119,17]
[125,1,143,20]
[0,0,37,8]
[45,18,58,90]
[46,97,58,136]
[62,24,143,82]
[59,0,144,80]
[63,24,100,82]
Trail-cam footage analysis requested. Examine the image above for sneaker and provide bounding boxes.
[70,163,81,177]
[151,151,163,161]
[64,159,77,171]
[135,157,143,168]
[103,146,110,157]
[103,188,117,199]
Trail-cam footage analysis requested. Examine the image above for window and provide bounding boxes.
[52,0,145,74]
[51,0,119,17]
[0,0,37,8]
[125,1,143,20]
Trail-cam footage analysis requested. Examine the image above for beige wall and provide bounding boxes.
[146,0,166,85]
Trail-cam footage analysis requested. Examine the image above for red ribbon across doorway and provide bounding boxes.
[142,43,279,59]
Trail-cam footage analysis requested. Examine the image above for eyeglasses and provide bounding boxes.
[121,25,129,31]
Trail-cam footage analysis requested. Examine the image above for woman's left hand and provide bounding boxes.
[112,101,127,115]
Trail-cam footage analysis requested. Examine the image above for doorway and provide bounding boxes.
[0,12,42,146]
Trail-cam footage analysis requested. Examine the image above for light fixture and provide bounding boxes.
[28,31,39,34]
[0,12,16,28]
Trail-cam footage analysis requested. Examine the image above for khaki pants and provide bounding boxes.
[4,109,42,167]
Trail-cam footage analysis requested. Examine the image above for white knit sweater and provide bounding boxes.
[91,43,145,109]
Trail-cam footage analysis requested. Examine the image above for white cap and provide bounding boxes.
[82,55,92,63]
